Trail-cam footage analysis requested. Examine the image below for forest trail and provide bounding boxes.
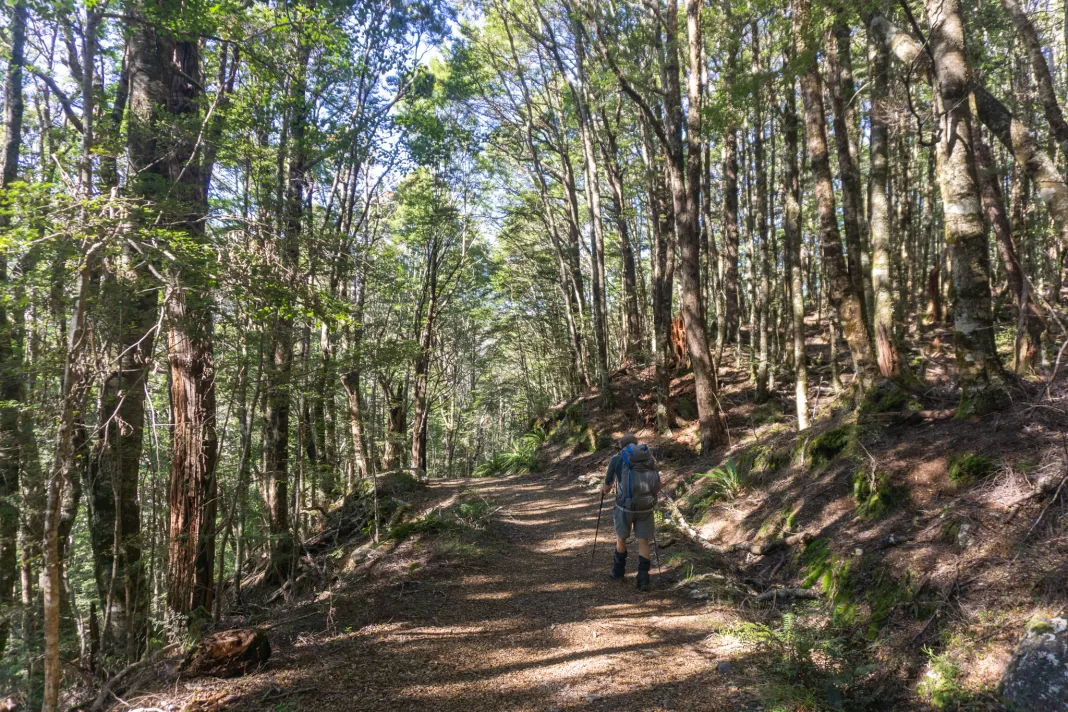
[152,469,757,712]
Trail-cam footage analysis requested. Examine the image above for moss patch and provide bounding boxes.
[750,402,785,425]
[806,424,856,471]
[947,453,996,486]
[852,469,907,520]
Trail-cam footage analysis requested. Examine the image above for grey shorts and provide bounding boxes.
[614,504,655,541]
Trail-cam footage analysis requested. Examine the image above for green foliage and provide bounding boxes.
[852,468,907,520]
[388,493,494,542]
[758,506,799,540]
[695,459,746,504]
[388,511,455,541]
[732,612,879,710]
[947,454,996,486]
[916,649,972,709]
[858,381,920,414]
[473,429,545,477]
[675,395,696,420]
[801,539,852,610]
[737,443,791,480]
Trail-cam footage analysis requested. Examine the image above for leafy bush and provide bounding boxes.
[733,612,878,710]
[381,470,422,495]
[917,648,970,709]
[696,459,746,502]
[474,429,545,477]
[947,453,995,486]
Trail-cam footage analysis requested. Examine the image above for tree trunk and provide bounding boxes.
[826,22,872,325]
[0,0,26,659]
[571,34,609,386]
[974,130,1042,372]
[598,107,642,362]
[925,0,1004,411]
[165,37,219,620]
[783,70,809,430]
[266,36,311,581]
[720,30,741,354]
[1000,0,1068,159]
[43,245,98,712]
[410,287,436,475]
[869,12,1068,253]
[751,21,771,403]
[677,0,727,451]
[640,115,676,432]
[86,2,167,655]
[795,0,877,393]
[870,17,902,379]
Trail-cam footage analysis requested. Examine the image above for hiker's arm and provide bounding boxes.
[602,457,616,495]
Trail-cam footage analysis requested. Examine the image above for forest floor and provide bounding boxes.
[107,328,1068,712]
[114,470,764,712]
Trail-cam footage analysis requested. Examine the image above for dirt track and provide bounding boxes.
[138,471,760,712]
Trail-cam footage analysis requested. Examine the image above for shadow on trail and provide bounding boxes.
[207,471,752,711]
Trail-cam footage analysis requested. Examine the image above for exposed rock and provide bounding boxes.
[1000,615,1068,711]
[179,628,271,678]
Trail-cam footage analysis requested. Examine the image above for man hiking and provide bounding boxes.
[601,434,661,591]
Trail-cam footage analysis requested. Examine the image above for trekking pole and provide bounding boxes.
[591,491,605,562]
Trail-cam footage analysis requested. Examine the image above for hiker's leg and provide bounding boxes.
[637,538,651,559]
[610,508,629,580]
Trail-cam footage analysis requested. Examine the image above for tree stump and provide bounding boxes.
[180,628,271,678]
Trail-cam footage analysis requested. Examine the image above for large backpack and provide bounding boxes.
[617,444,660,513]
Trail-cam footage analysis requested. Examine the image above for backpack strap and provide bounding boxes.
[618,446,634,499]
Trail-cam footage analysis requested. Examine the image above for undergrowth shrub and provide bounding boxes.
[695,459,745,503]
[917,648,971,709]
[852,468,907,520]
[388,511,454,540]
[473,429,546,477]
[801,538,927,638]
[732,611,879,710]
[381,471,422,495]
[389,495,494,541]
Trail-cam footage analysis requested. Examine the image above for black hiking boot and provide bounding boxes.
[609,550,627,581]
[636,556,651,591]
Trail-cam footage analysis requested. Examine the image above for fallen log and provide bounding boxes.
[179,628,271,679]
[755,587,823,603]
[663,495,728,554]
